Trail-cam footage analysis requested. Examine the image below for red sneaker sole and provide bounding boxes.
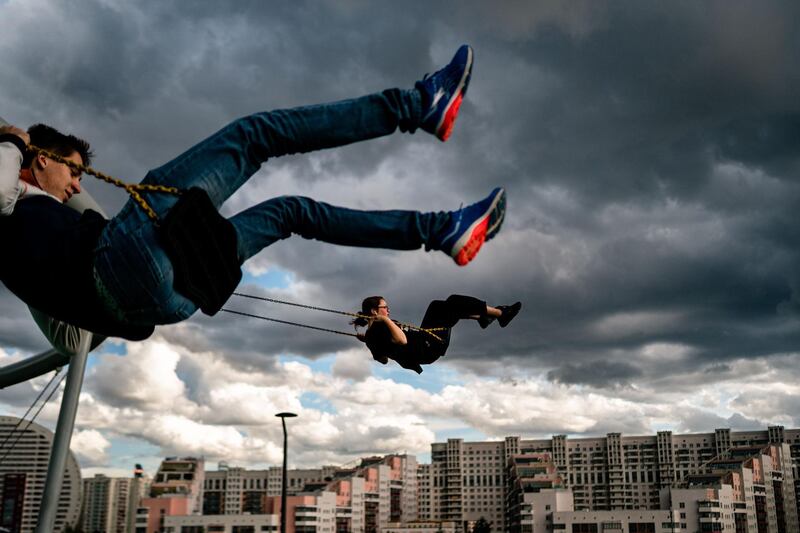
[437,93,463,142]
[454,217,488,266]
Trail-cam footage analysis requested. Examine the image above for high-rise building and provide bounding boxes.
[203,464,340,515]
[0,415,82,533]
[420,438,508,529]
[664,443,800,532]
[201,453,417,531]
[193,454,417,533]
[418,426,800,531]
[81,474,130,533]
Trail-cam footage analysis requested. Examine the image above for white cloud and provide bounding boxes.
[332,348,373,382]
[71,429,111,466]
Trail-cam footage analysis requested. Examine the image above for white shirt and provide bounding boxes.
[0,141,58,216]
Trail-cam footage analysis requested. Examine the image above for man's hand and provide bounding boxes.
[0,125,29,146]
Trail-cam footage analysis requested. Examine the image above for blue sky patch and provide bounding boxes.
[300,391,336,413]
[242,267,294,289]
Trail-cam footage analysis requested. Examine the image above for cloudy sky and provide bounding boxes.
[1,0,800,478]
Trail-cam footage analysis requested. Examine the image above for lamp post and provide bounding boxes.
[276,412,297,533]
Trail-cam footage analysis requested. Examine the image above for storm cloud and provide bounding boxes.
[1,0,799,470]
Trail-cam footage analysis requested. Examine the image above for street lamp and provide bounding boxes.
[276,412,297,533]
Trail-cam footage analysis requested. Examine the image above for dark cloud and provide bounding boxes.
[1,0,800,408]
[547,360,643,388]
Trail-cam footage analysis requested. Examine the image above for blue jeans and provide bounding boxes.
[94,89,452,325]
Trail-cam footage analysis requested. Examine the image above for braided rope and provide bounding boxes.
[231,292,446,342]
[27,144,180,221]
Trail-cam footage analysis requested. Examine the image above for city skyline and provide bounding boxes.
[6,420,798,531]
[1,1,800,477]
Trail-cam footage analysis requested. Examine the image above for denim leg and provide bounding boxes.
[138,89,422,216]
[94,204,198,326]
[95,89,422,325]
[229,195,451,261]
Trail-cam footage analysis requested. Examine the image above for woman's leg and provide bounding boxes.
[420,295,488,329]
[410,295,486,364]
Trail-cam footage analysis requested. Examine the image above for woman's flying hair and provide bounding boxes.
[351,295,384,327]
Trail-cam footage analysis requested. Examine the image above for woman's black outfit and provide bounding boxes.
[365,294,486,373]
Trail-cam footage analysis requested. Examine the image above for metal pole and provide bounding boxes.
[276,412,296,533]
[281,417,288,533]
[36,332,92,533]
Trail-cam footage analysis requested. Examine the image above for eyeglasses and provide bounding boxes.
[377,305,389,310]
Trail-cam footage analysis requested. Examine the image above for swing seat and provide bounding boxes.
[158,187,242,316]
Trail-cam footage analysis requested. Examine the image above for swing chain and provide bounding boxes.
[27,144,180,221]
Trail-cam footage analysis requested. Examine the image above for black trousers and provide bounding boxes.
[415,294,486,364]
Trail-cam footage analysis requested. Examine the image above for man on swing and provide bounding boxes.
[0,45,507,341]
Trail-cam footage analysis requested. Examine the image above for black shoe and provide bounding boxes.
[478,315,496,329]
[497,302,521,328]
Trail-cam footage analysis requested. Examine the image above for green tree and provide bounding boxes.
[473,517,492,533]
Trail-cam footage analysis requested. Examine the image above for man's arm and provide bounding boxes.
[0,125,28,216]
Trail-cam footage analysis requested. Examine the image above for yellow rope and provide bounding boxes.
[28,144,179,221]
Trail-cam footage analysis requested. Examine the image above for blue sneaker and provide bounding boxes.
[438,187,506,266]
[416,44,474,142]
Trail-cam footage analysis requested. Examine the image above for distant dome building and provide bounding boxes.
[0,415,82,532]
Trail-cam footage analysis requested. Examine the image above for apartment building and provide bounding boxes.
[203,464,340,514]
[138,456,205,533]
[81,474,131,533]
[418,426,800,531]
[420,437,508,529]
[0,415,82,533]
[551,509,678,532]
[200,454,417,532]
[384,520,460,533]
[163,511,279,532]
[664,443,799,532]
[505,452,566,533]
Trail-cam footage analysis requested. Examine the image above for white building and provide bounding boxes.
[383,520,459,533]
[418,426,800,531]
[551,509,678,532]
[163,512,279,532]
[200,454,417,532]
[0,415,82,533]
[81,474,131,533]
[663,443,799,532]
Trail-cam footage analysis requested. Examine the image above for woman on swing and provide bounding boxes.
[354,295,521,373]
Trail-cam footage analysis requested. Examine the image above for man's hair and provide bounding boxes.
[23,123,93,169]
